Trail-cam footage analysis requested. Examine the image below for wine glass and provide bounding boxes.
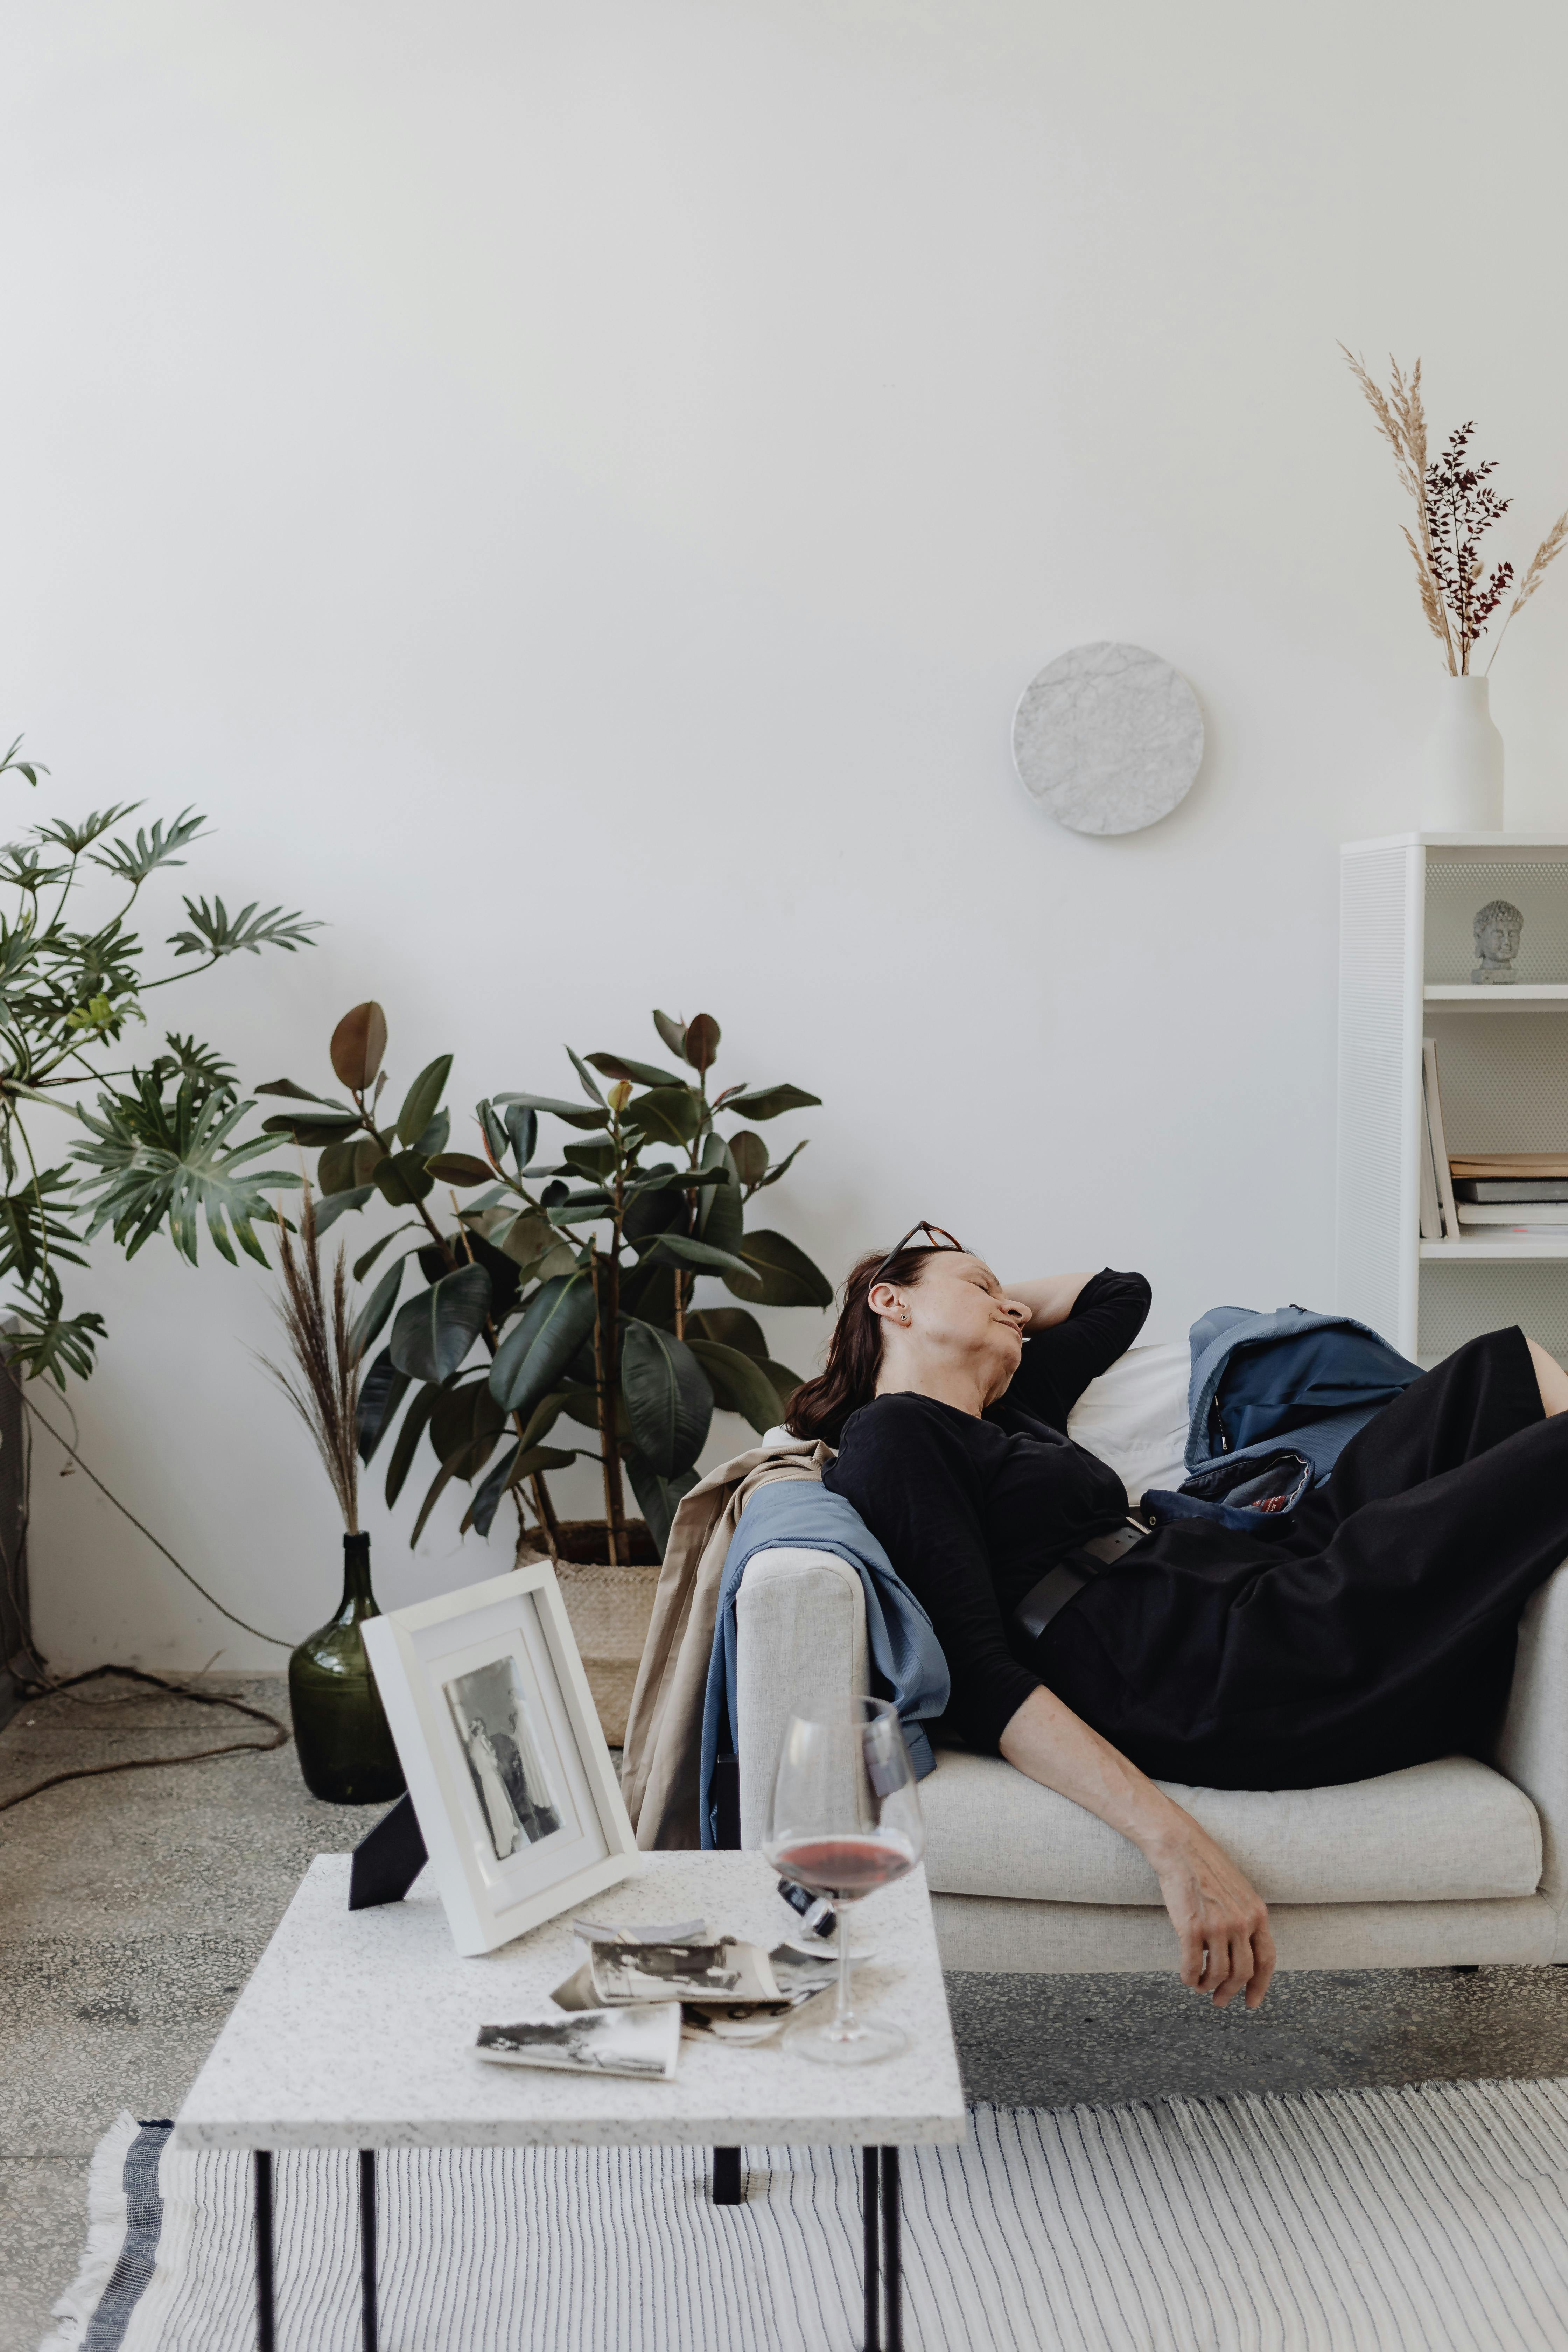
[763,1697,925,2065]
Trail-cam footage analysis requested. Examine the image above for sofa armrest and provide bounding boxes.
[734,1547,870,1849]
[1493,1555,1568,1905]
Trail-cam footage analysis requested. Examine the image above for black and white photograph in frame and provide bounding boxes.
[361,1561,638,1956]
[444,1656,562,1860]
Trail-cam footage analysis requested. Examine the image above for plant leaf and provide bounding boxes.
[757,1138,809,1190]
[396,1055,453,1147]
[698,1138,742,1257]
[488,1269,597,1419]
[566,1046,607,1107]
[330,1003,388,1092]
[88,807,206,884]
[728,1129,769,1188]
[587,1051,686,1089]
[354,1225,416,1281]
[652,1009,687,1060]
[408,1457,459,1547]
[683,1337,785,1435]
[372,1150,435,1206]
[384,1381,438,1507]
[356,1348,412,1462]
[683,1013,720,1073]
[721,1228,834,1308]
[762,1360,803,1415]
[619,1319,713,1476]
[413,1109,450,1160]
[261,1112,361,1147]
[621,1450,699,1558]
[318,1135,365,1195]
[503,1102,538,1169]
[425,1153,495,1186]
[348,1257,406,1361]
[686,1306,769,1358]
[255,1078,352,1108]
[728,1083,821,1122]
[167,894,320,959]
[493,1092,610,1131]
[72,1080,302,1267]
[628,1087,700,1146]
[388,1261,492,1385]
[464,1441,579,1537]
[638,1231,755,1280]
[313,1183,376,1235]
[430,1375,507,1467]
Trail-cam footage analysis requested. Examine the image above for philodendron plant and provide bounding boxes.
[258,1006,830,1560]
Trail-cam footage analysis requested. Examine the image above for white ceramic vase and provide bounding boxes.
[1425,674,1504,831]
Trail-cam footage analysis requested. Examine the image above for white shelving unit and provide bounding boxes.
[1337,833,1568,1364]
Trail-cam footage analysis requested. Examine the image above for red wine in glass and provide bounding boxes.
[771,1834,916,1902]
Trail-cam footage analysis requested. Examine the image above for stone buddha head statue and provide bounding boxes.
[1472,898,1524,984]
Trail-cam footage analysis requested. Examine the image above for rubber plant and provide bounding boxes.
[0,733,315,1384]
[256,1006,830,1559]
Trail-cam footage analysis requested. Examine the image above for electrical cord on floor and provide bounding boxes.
[0,1664,289,1815]
[13,1373,293,1649]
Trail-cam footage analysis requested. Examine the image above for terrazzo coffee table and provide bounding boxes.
[176,1849,964,2352]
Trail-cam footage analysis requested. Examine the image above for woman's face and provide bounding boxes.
[878,1252,1027,1399]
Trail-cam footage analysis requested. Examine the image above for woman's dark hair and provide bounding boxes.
[784,1245,948,1445]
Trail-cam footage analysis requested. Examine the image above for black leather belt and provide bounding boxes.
[1011,1520,1149,1645]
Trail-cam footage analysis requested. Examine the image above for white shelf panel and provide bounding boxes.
[1421,1239,1568,1260]
[1424,985,1568,1006]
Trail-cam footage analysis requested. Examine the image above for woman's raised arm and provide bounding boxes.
[999,1685,1275,2009]
[1004,1273,1095,1331]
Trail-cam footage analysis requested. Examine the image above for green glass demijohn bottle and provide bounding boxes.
[288,1531,406,1805]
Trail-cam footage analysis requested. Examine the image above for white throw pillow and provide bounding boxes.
[1066,1339,1191,1504]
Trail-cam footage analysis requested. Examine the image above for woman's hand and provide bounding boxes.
[999,1684,1275,2007]
[1145,1818,1275,2008]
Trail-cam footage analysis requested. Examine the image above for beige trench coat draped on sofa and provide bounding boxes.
[620,1437,833,1850]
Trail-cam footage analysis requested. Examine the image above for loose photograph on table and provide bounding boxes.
[476,2004,680,2081]
[362,1562,638,1956]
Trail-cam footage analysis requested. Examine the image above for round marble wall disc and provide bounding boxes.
[1011,642,1204,836]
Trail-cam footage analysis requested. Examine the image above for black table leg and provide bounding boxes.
[862,2147,881,2351]
[359,2149,378,2352]
[712,2146,742,2205]
[881,2147,902,2352]
[254,2150,276,2352]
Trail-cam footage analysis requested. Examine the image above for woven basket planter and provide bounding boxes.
[518,1519,660,1748]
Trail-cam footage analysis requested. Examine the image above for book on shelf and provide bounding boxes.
[1455,1177,1568,1202]
[1418,1069,1443,1240]
[1421,1039,1461,1241]
[1456,1201,1568,1226]
[1449,1154,1568,1179]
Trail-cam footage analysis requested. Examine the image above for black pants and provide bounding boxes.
[1037,1326,1562,1790]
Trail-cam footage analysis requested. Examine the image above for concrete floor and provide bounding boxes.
[6,1677,1568,2350]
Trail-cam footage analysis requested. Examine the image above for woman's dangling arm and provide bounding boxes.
[998,1685,1275,2009]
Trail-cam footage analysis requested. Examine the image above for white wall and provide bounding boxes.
[5,0,1568,1669]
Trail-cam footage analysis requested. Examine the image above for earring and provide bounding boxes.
[902,1312,911,1323]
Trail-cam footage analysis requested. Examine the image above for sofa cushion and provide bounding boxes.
[920,1749,1542,1905]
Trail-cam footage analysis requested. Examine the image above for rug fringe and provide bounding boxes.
[38,2111,141,2352]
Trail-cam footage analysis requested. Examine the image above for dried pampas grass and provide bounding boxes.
[1341,345,1458,673]
[259,1184,361,1533]
[1487,510,1568,670]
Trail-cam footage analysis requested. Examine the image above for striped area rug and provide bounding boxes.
[43,2082,1568,2352]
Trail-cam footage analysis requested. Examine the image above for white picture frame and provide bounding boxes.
[362,1561,638,1956]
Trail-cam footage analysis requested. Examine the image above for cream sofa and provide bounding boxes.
[736,1343,1568,1972]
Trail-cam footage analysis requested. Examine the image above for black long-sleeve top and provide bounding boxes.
[821,1269,1152,1752]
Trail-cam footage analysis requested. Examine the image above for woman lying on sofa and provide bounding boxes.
[784,1229,1568,2016]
